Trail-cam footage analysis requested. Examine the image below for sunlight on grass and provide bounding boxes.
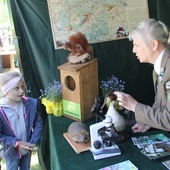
[1,152,41,170]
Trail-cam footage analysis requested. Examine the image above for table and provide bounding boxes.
[0,50,16,70]
[39,115,170,170]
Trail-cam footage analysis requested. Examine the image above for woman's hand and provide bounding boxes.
[132,123,150,133]
[114,91,138,112]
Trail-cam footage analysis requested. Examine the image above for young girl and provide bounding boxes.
[0,71,43,170]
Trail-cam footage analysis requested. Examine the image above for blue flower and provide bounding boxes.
[100,75,125,97]
[100,75,125,110]
[39,79,62,103]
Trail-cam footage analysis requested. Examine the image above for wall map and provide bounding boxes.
[47,0,149,49]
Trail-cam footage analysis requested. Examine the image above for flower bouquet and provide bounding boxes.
[100,75,125,110]
[39,79,63,116]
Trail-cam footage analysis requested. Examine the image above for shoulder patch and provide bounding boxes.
[165,80,170,90]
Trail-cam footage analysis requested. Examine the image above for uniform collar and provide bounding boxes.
[154,49,165,75]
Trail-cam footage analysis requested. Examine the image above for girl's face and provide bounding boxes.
[133,37,150,63]
[6,80,24,102]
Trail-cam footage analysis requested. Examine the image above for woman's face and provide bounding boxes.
[133,37,150,63]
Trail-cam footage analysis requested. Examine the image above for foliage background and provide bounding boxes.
[0,0,10,27]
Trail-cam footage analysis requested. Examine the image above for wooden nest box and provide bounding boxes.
[58,58,98,122]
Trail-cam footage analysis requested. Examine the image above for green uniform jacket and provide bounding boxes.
[135,47,170,131]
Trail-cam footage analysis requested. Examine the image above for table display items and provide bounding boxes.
[124,110,136,126]
[131,133,170,160]
[58,58,98,122]
[90,94,129,160]
[100,74,125,110]
[162,160,170,169]
[100,93,126,131]
[39,79,63,116]
[98,160,138,170]
[62,32,92,64]
[131,133,170,146]
[90,115,121,160]
[141,141,170,160]
[67,122,90,143]
[63,122,91,154]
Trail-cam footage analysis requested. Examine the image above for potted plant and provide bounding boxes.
[39,79,63,116]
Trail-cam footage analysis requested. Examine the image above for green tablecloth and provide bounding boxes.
[40,115,170,170]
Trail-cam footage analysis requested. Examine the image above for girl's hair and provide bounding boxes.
[129,18,170,47]
[0,71,22,88]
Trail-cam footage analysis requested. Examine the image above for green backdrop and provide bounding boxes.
[7,0,170,169]
[8,0,163,115]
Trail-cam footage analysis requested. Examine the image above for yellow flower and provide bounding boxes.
[45,105,53,114]
[41,98,63,116]
[47,101,55,108]
[41,98,48,105]
[53,102,63,117]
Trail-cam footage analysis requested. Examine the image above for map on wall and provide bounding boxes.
[47,0,149,49]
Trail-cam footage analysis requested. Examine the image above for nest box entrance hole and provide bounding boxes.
[65,76,76,91]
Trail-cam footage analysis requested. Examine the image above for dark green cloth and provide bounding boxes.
[41,115,169,170]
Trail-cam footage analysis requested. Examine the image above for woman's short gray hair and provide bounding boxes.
[129,18,170,47]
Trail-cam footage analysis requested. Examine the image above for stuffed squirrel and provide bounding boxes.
[63,32,90,56]
[62,32,92,64]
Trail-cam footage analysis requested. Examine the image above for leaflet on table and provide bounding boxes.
[131,133,170,146]
[140,141,170,160]
[162,160,170,170]
[98,160,138,170]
